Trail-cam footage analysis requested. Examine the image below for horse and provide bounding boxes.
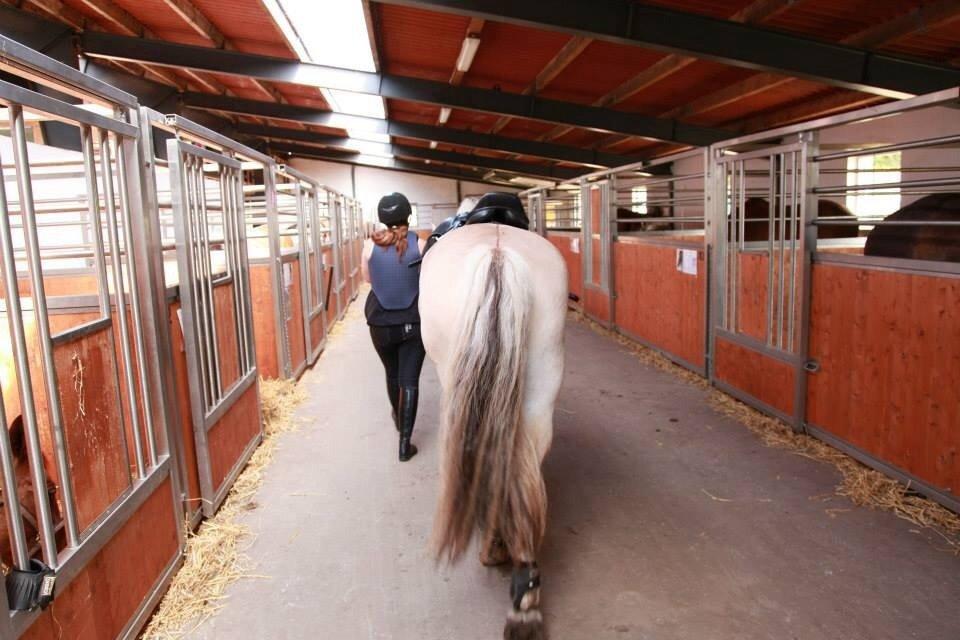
[419,219,567,640]
[1,416,62,574]
[864,193,960,262]
[739,197,859,242]
[616,205,671,232]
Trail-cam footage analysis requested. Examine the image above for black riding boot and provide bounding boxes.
[387,378,400,431]
[398,387,419,461]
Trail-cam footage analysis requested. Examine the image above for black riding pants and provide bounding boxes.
[369,323,426,389]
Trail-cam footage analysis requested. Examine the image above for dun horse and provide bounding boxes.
[419,203,567,640]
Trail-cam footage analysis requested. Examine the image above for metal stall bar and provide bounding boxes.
[10,103,81,551]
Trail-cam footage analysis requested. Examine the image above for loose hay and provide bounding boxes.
[141,377,306,639]
[572,310,960,554]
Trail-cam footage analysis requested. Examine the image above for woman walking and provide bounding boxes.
[361,192,426,461]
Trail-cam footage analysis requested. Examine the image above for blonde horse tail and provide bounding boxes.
[433,246,546,564]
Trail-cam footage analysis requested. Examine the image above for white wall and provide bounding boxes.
[289,158,518,228]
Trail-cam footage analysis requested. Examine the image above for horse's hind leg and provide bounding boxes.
[504,559,544,640]
[480,532,510,567]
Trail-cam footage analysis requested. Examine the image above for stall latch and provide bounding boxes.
[803,360,820,373]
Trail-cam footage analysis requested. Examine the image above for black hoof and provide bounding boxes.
[399,443,418,461]
[503,609,545,640]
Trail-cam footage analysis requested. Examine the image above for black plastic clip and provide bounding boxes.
[6,559,56,611]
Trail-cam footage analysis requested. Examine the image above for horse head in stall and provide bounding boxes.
[0,416,62,574]
[864,193,960,262]
[616,205,671,232]
[740,197,859,242]
[419,193,566,640]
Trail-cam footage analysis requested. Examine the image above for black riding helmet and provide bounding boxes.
[377,192,412,226]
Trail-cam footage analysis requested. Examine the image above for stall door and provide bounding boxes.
[710,141,811,428]
[300,183,327,364]
[581,180,614,325]
[168,140,262,515]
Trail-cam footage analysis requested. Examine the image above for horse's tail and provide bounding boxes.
[433,246,546,564]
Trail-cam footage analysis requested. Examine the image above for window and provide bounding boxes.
[631,186,648,214]
[846,151,901,218]
[409,203,419,228]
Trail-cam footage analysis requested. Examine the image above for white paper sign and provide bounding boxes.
[283,262,293,288]
[676,249,698,275]
[570,238,580,254]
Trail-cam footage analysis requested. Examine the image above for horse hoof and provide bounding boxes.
[503,609,545,640]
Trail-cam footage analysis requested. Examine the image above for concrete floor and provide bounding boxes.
[189,304,960,640]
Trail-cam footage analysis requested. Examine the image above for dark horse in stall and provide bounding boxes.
[740,197,860,242]
[864,193,960,262]
[615,206,672,232]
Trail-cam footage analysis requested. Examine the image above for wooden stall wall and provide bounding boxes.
[546,231,582,307]
[713,337,796,418]
[283,258,307,376]
[613,238,706,371]
[806,261,960,500]
[249,263,281,379]
[21,477,180,640]
[168,299,203,512]
[308,252,325,356]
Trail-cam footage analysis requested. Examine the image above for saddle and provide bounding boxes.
[410,192,530,266]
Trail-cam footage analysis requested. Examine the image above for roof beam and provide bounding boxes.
[250,135,581,180]
[489,34,592,134]
[373,0,960,98]
[268,144,515,186]
[79,31,732,146]
[541,0,792,142]
[235,120,638,168]
[737,91,886,133]
[448,17,484,86]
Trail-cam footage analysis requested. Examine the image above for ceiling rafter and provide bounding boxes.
[661,0,960,127]
[447,16,484,87]
[79,32,732,146]
[489,34,593,135]
[374,0,960,98]
[540,0,796,143]
[736,92,885,133]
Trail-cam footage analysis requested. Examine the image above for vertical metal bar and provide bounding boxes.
[788,150,799,352]
[232,168,258,378]
[766,155,775,347]
[100,130,147,480]
[230,168,252,374]
[777,153,787,350]
[81,126,112,318]
[12,105,80,552]
[187,156,212,410]
[264,166,288,376]
[0,158,31,570]
[116,136,158,466]
[198,159,223,400]
[220,167,244,375]
[734,160,745,333]
[193,157,216,405]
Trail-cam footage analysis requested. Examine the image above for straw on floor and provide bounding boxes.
[141,376,306,639]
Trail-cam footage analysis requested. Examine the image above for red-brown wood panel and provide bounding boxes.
[213,281,241,389]
[546,232,582,302]
[207,384,261,491]
[806,262,960,494]
[285,259,307,374]
[584,287,611,323]
[249,263,280,379]
[736,251,769,342]
[22,478,179,640]
[168,301,202,509]
[715,336,796,417]
[613,239,706,368]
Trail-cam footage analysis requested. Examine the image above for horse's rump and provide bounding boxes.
[431,242,546,564]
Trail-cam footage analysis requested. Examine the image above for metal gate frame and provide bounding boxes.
[581,178,616,324]
[708,136,813,430]
[167,139,262,516]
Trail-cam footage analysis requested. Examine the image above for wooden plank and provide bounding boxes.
[806,263,960,494]
[168,300,202,509]
[612,239,705,368]
[22,477,178,640]
[249,263,280,379]
[322,247,339,328]
[285,259,307,374]
[213,280,241,388]
[714,336,795,416]
[206,383,260,491]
